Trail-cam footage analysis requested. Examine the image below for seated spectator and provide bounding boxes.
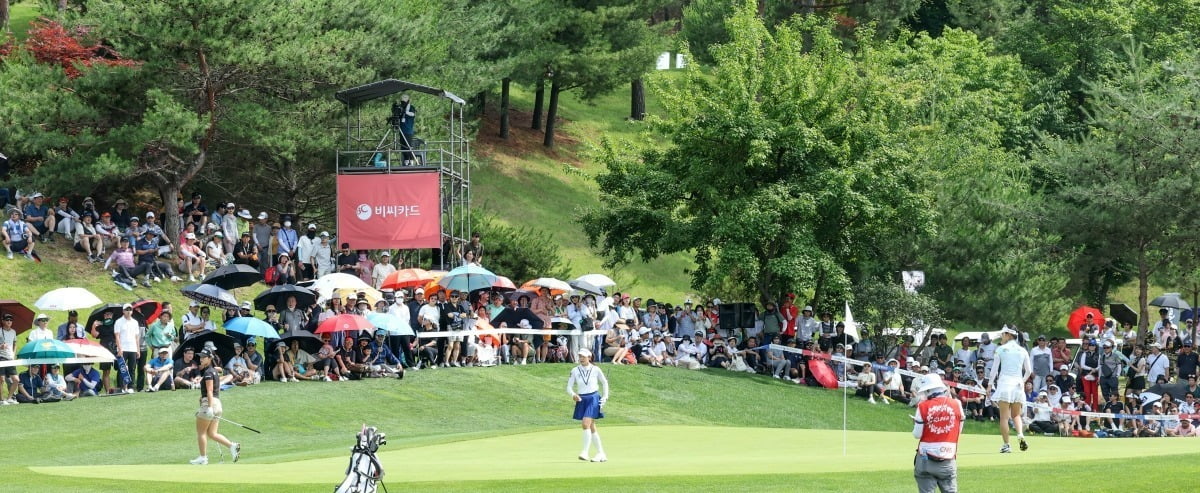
[881,358,907,403]
[312,337,338,381]
[74,213,103,262]
[95,211,121,251]
[1056,396,1077,435]
[206,231,227,267]
[178,232,207,281]
[1175,418,1198,437]
[104,237,138,290]
[272,341,298,382]
[1028,392,1057,435]
[173,347,201,389]
[78,196,99,224]
[66,362,101,396]
[23,193,55,242]
[1101,392,1125,430]
[132,231,180,284]
[15,365,50,403]
[125,216,146,247]
[225,343,258,386]
[369,329,404,375]
[3,209,35,260]
[855,366,877,403]
[765,335,791,379]
[54,197,80,241]
[708,337,731,368]
[272,252,297,285]
[233,232,259,268]
[43,364,75,401]
[109,198,130,229]
[286,340,320,381]
[415,334,440,371]
[675,335,703,370]
[144,347,175,392]
[243,338,264,381]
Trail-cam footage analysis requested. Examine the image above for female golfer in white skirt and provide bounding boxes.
[988,326,1032,453]
[191,349,240,465]
[568,348,609,462]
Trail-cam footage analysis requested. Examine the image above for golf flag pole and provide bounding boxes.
[843,377,847,456]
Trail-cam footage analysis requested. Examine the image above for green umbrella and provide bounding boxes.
[17,338,76,360]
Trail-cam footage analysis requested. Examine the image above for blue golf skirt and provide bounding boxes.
[573,391,604,420]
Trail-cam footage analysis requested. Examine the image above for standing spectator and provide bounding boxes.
[276,220,298,263]
[760,301,782,344]
[355,250,375,287]
[252,212,273,271]
[314,232,334,277]
[976,333,997,375]
[336,243,357,274]
[114,304,141,393]
[88,310,118,394]
[110,198,131,229]
[817,311,836,350]
[74,213,103,262]
[853,328,875,361]
[279,295,307,333]
[1051,337,1071,371]
[0,314,18,404]
[27,314,53,341]
[796,305,817,345]
[372,251,396,289]
[57,311,83,340]
[674,301,696,340]
[23,193,55,242]
[1075,340,1100,409]
[182,192,208,231]
[462,232,484,264]
[1097,340,1127,401]
[1030,335,1052,392]
[3,209,34,260]
[146,311,176,355]
[54,197,79,240]
[1146,343,1170,386]
[232,232,259,268]
[780,294,799,344]
[296,224,319,281]
[1177,343,1199,381]
[954,338,976,368]
[220,203,237,252]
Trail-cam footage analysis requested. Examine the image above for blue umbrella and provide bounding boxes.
[366,312,415,336]
[18,338,76,360]
[224,317,281,340]
[437,264,498,293]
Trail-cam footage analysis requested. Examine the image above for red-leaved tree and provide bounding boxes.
[17,18,136,78]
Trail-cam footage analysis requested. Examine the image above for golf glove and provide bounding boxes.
[599,398,606,408]
[198,406,215,420]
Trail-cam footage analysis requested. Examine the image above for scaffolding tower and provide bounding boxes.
[334,79,470,270]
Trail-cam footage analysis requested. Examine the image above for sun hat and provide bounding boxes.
[238,209,252,220]
[241,301,252,310]
[916,374,947,393]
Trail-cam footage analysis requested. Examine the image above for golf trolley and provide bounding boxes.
[334,425,387,493]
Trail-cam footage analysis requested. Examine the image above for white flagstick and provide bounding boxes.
[842,380,847,456]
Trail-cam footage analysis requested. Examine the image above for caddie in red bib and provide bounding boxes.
[912,374,964,493]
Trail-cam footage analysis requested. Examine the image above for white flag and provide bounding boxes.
[844,301,859,340]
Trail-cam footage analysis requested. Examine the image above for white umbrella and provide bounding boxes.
[35,287,103,311]
[310,273,372,296]
[575,274,616,288]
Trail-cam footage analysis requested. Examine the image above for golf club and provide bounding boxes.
[219,416,262,434]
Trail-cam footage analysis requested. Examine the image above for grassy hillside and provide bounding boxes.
[7,1,40,40]
[472,76,697,304]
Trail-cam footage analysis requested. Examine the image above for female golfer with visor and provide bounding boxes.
[568,348,609,462]
[988,326,1032,453]
[191,349,241,465]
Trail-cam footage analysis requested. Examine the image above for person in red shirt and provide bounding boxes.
[780,293,799,344]
[912,374,964,493]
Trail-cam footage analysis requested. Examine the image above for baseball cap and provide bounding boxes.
[307,223,317,230]
[198,349,214,358]
[225,202,235,209]
[257,211,268,219]
[241,301,252,310]
[158,347,170,354]
[320,231,330,237]
[189,300,200,307]
[185,232,196,240]
[1059,364,1069,371]
[129,216,140,223]
[146,211,156,218]
[121,303,133,311]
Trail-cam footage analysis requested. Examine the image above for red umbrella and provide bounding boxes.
[1067,306,1104,338]
[381,268,434,290]
[315,314,374,334]
[808,359,838,389]
[0,300,35,334]
[132,300,163,323]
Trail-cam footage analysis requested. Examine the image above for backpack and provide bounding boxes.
[264,265,279,285]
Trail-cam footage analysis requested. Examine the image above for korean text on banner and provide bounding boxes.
[337,172,441,249]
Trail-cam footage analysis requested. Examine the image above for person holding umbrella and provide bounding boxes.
[191,349,240,465]
[988,326,1032,453]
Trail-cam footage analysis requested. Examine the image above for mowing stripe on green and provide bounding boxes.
[32,425,1199,484]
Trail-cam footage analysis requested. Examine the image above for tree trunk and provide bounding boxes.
[531,78,545,130]
[1137,253,1149,346]
[477,90,487,117]
[543,79,561,148]
[499,78,511,139]
[630,78,646,121]
[159,185,182,248]
[1,0,9,33]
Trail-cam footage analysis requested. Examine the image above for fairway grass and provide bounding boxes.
[33,425,1200,486]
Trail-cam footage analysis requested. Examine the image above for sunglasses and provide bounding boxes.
[266,310,277,313]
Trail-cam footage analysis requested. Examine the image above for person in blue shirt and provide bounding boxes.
[276,220,298,261]
[16,365,47,403]
[144,347,175,391]
[129,231,180,285]
[68,363,102,396]
[22,193,56,242]
[369,329,404,377]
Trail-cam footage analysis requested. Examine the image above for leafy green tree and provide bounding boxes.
[1038,45,1200,341]
[680,0,737,66]
[580,6,938,305]
[855,279,948,359]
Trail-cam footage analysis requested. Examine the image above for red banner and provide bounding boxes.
[337,172,441,249]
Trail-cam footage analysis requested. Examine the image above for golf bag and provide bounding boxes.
[334,425,386,493]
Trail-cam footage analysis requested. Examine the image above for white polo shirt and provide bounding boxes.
[114,316,141,353]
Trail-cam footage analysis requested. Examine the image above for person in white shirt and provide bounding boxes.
[954,338,976,368]
[220,204,238,253]
[796,306,818,344]
[1029,335,1053,392]
[296,224,319,281]
[1146,343,1170,385]
[976,333,997,375]
[372,251,396,289]
[988,326,1032,453]
[675,336,703,370]
[206,232,227,267]
[114,304,142,394]
[1027,392,1056,435]
[27,314,54,341]
[567,348,609,462]
[182,301,206,341]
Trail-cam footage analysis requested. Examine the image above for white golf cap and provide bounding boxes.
[1062,396,1072,403]
[225,202,235,208]
[258,211,268,219]
[307,223,317,230]
[241,301,252,310]
[145,211,156,218]
[320,231,330,237]
[803,305,813,312]
[35,313,49,321]
[577,348,592,358]
[121,303,133,310]
[185,232,196,240]
[380,251,391,256]
[190,300,200,307]
[1059,364,1069,371]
